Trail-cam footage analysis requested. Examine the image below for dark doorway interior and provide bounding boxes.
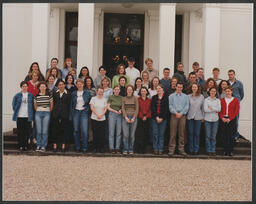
[174,15,183,71]
[103,13,145,79]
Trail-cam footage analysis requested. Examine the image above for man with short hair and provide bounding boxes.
[46,58,62,77]
[192,61,199,73]
[94,65,111,89]
[160,68,171,94]
[125,57,140,86]
[186,72,197,94]
[173,62,187,85]
[212,67,222,85]
[143,58,158,81]
[168,82,189,156]
[196,68,205,87]
[228,69,244,140]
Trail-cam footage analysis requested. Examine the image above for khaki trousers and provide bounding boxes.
[169,114,186,153]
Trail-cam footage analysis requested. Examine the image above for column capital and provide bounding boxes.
[203,3,221,9]
[160,3,176,7]
[147,10,159,21]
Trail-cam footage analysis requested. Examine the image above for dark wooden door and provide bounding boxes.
[103,13,145,79]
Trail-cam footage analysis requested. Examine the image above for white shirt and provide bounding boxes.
[90,96,107,121]
[148,89,157,99]
[75,91,84,110]
[225,97,234,116]
[229,80,235,86]
[18,92,28,117]
[125,67,140,86]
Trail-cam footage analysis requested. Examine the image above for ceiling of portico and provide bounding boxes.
[50,3,203,14]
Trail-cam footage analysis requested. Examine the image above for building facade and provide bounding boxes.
[3,3,253,140]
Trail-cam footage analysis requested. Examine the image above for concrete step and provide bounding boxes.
[3,149,251,160]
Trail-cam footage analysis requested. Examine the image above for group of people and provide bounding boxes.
[12,57,244,156]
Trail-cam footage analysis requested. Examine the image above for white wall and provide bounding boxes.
[219,4,253,141]
[3,4,33,132]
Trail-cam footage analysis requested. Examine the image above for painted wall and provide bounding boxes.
[3,4,33,132]
[218,4,253,141]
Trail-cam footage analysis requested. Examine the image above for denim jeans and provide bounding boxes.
[152,119,167,152]
[122,117,137,152]
[108,111,122,150]
[35,111,50,148]
[187,119,202,153]
[73,109,89,151]
[204,120,219,153]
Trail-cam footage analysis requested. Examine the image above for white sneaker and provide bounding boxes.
[40,147,46,152]
[28,138,31,145]
[36,146,40,152]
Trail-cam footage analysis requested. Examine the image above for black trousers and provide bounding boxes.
[92,119,106,150]
[17,117,31,148]
[220,119,236,154]
[135,118,150,153]
[51,117,68,144]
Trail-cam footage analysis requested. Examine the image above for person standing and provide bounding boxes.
[12,81,34,151]
[51,80,71,152]
[227,69,244,140]
[168,82,189,156]
[185,72,197,94]
[196,68,205,88]
[187,83,204,155]
[135,87,151,154]
[78,66,90,80]
[148,76,160,98]
[218,80,230,99]
[133,77,143,97]
[45,58,61,77]
[69,79,91,153]
[192,62,199,73]
[173,62,187,85]
[143,58,158,81]
[118,76,127,97]
[27,70,40,97]
[219,86,239,156]
[62,58,75,80]
[202,78,218,98]
[212,67,222,86]
[65,74,76,94]
[166,77,178,97]
[122,85,139,154]
[151,84,168,155]
[90,87,108,153]
[94,66,111,89]
[160,68,171,94]
[141,70,150,89]
[24,62,45,82]
[112,64,130,88]
[34,82,53,152]
[203,87,221,156]
[125,57,140,86]
[107,86,123,153]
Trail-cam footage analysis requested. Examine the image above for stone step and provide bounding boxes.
[3,149,251,160]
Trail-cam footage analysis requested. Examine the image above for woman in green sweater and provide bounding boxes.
[107,85,123,154]
[122,85,139,154]
[112,64,130,88]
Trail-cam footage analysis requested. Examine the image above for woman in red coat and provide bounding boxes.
[219,86,239,156]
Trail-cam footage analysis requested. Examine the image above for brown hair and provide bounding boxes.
[193,61,199,67]
[116,64,126,74]
[150,76,160,90]
[37,81,50,95]
[101,77,111,88]
[145,58,153,64]
[76,78,84,85]
[190,82,202,96]
[126,85,134,95]
[224,85,234,92]
[46,67,61,81]
[228,69,236,74]
[203,78,217,91]
[29,70,40,79]
[212,67,220,72]
[64,57,72,68]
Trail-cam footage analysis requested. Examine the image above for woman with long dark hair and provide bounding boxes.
[78,66,90,80]
[24,62,45,82]
[65,74,76,94]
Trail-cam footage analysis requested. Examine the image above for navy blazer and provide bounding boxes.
[69,89,91,120]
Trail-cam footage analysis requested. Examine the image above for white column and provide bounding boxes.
[181,12,190,75]
[188,10,203,73]
[202,3,221,78]
[147,10,159,72]
[58,8,66,69]
[77,3,95,74]
[48,8,60,66]
[31,3,50,73]
[92,8,102,79]
[158,3,176,78]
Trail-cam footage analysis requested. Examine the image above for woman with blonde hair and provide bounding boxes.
[141,70,150,89]
[62,58,75,80]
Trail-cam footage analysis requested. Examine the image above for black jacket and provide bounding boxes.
[150,94,169,120]
[173,71,187,85]
[51,90,71,119]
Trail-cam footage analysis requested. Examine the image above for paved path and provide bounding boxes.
[3,155,251,201]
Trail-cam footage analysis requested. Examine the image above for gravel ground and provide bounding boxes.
[3,155,251,201]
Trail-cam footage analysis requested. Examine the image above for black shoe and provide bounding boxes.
[75,149,80,153]
[53,148,57,153]
[223,152,228,156]
[82,149,87,154]
[61,148,66,153]
[99,148,104,153]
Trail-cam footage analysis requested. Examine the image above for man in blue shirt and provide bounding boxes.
[228,69,244,140]
[168,82,189,156]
